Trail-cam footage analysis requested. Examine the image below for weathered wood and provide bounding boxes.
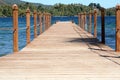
[39,13,42,34]
[50,14,51,26]
[84,12,86,30]
[47,13,50,29]
[116,5,120,52]
[88,11,92,33]
[81,13,84,29]
[0,22,120,80]
[48,14,50,28]
[33,10,37,38]
[46,14,48,29]
[49,14,51,27]
[80,13,82,28]
[94,9,97,38]
[12,4,19,52]
[83,13,85,30]
[43,13,46,30]
[26,8,31,45]
[45,14,47,29]
[78,13,80,27]
[45,14,47,30]
[101,8,105,44]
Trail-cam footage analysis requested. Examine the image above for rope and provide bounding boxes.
[19,27,27,30]
[0,28,13,31]
[0,24,41,31]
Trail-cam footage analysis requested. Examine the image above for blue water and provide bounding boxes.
[0,16,116,56]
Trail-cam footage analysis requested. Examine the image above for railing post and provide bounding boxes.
[84,12,86,30]
[39,12,42,34]
[47,13,49,29]
[26,8,30,45]
[116,5,120,52]
[49,14,51,27]
[94,9,97,38]
[45,13,47,30]
[33,10,37,38]
[50,14,52,26]
[80,13,82,28]
[88,11,92,33]
[46,14,48,29]
[12,4,19,52]
[48,14,50,28]
[101,8,105,44]
[78,13,80,27]
[43,13,46,31]
[81,13,84,29]
[83,13,85,30]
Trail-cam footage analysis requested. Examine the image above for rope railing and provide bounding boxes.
[0,27,13,31]
[78,5,120,52]
[0,25,37,31]
[10,4,52,52]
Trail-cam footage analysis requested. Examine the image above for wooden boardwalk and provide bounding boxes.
[0,22,120,80]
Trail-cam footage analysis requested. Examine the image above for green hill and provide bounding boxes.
[0,0,115,16]
[0,0,46,6]
[0,0,23,5]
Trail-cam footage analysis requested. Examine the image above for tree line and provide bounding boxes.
[0,2,116,17]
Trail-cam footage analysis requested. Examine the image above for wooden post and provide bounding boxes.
[47,14,48,29]
[48,14,50,27]
[50,14,51,26]
[116,5,120,52]
[78,13,80,27]
[43,13,46,31]
[94,9,97,38]
[84,12,86,30]
[101,8,105,44]
[26,8,30,45]
[33,10,37,38]
[81,13,84,29]
[49,14,51,27]
[88,11,92,33]
[80,13,82,28]
[46,14,48,29]
[12,4,19,52]
[83,13,85,29]
[45,13,46,30]
[48,14,49,28]
[48,14,51,27]
[39,13,42,34]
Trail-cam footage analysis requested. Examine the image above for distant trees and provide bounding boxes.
[88,3,101,9]
[106,7,115,16]
[48,3,91,16]
[0,5,12,17]
[0,2,116,17]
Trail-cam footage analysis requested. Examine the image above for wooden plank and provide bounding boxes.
[0,22,120,80]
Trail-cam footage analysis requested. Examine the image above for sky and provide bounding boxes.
[22,0,119,8]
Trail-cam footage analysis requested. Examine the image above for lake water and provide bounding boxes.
[0,16,116,56]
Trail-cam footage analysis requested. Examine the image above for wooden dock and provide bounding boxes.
[0,22,120,80]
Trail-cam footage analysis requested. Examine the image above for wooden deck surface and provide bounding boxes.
[0,22,120,80]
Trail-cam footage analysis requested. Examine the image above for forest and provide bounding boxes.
[0,2,116,17]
